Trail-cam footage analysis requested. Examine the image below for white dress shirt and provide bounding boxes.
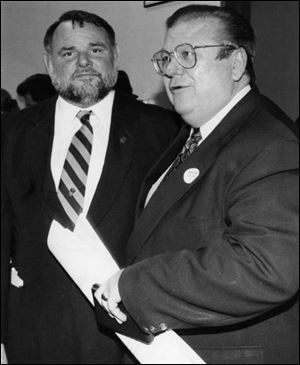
[145,85,251,206]
[51,91,115,215]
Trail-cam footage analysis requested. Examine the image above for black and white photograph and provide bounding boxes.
[1,1,299,364]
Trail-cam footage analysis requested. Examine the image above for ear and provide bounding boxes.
[43,52,53,76]
[231,47,248,81]
[113,44,120,69]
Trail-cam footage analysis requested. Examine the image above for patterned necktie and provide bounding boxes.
[166,128,202,177]
[58,110,93,230]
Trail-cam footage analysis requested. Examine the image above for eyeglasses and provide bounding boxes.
[151,43,239,76]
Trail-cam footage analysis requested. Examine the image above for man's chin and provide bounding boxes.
[71,77,99,88]
[61,87,111,106]
[52,72,117,105]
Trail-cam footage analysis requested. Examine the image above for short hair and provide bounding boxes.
[166,5,257,84]
[43,10,116,53]
[17,74,57,102]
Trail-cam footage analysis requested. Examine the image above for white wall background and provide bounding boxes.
[2,1,298,118]
[1,1,220,108]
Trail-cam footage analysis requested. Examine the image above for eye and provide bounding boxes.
[62,51,75,58]
[159,52,171,66]
[161,55,170,63]
[180,50,193,60]
[91,47,105,55]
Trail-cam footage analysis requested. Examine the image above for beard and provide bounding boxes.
[50,67,118,107]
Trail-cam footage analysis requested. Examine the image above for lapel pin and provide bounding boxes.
[183,168,200,184]
[120,136,127,144]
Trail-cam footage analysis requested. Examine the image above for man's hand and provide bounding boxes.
[94,269,127,324]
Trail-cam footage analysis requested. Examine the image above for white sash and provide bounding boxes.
[47,216,205,364]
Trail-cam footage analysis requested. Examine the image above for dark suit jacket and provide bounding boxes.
[119,89,299,364]
[1,92,183,364]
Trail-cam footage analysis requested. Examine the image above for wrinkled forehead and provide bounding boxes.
[163,17,223,50]
[51,20,112,50]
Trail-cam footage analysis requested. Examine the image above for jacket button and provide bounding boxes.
[159,322,167,331]
[149,325,156,333]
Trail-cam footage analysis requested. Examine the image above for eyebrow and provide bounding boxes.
[89,42,107,48]
[58,43,107,53]
[58,46,75,54]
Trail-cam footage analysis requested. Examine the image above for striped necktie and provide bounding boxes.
[166,127,202,177]
[58,110,93,230]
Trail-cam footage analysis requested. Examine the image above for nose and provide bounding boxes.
[76,52,92,67]
[163,56,184,78]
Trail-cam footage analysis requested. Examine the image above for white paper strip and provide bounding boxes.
[47,216,205,364]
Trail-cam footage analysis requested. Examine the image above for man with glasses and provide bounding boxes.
[95,5,299,364]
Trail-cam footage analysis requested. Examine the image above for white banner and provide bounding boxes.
[47,216,205,364]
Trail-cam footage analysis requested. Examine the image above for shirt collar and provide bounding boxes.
[88,90,115,126]
[55,90,115,137]
[199,85,251,140]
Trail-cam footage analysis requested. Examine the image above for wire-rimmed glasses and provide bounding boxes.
[151,43,239,76]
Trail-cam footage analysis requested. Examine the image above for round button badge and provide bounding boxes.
[183,168,200,184]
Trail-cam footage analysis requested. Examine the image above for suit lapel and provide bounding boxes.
[36,94,137,229]
[134,123,190,219]
[87,93,137,227]
[127,89,262,262]
[35,98,73,227]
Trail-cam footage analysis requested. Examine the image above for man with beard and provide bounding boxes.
[1,10,183,364]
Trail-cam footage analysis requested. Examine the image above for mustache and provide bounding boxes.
[72,68,102,79]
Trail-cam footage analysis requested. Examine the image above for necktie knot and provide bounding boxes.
[77,110,92,125]
[166,127,202,176]
[191,127,201,140]
[186,128,202,154]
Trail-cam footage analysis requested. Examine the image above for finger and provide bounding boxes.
[107,301,127,323]
[101,292,108,301]
[101,296,110,313]
[92,283,101,292]
[93,284,103,302]
[107,311,123,324]
[99,293,114,319]
[97,293,122,322]
[94,289,110,312]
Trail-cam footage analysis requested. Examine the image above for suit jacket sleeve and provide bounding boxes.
[119,138,299,332]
